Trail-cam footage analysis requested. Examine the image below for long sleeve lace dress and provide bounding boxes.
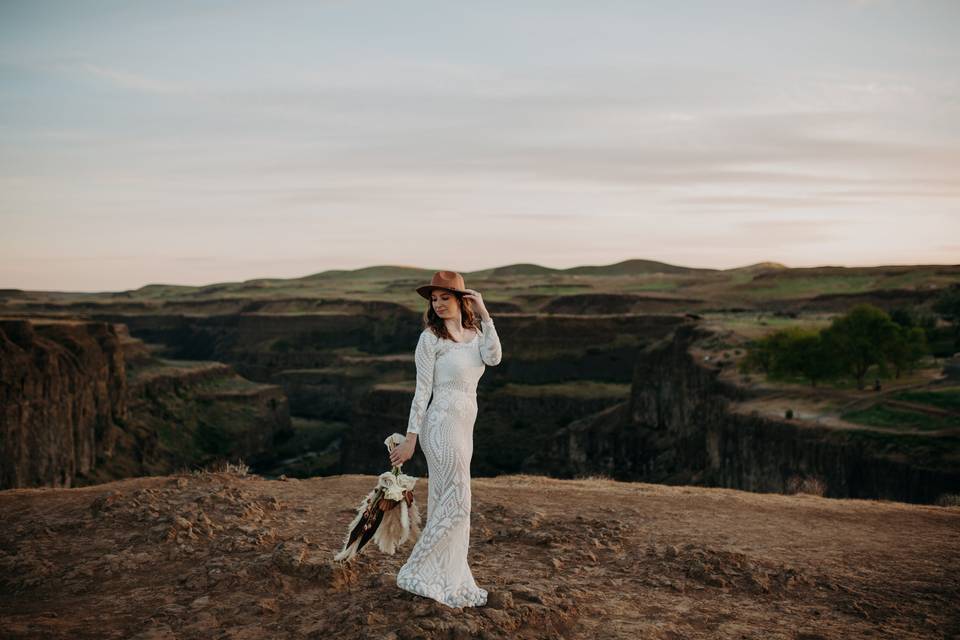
[395,317,502,608]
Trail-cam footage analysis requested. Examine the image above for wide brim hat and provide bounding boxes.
[416,270,468,300]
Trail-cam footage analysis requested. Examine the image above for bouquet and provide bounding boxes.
[333,433,422,562]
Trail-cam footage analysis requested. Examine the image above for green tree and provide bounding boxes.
[740,329,799,375]
[886,325,928,378]
[739,334,776,374]
[890,306,937,332]
[933,285,960,323]
[822,304,900,390]
[933,285,960,347]
[775,328,842,387]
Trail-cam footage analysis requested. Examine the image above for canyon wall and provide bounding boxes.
[1,319,290,489]
[7,308,954,502]
[531,324,960,504]
[1,319,127,488]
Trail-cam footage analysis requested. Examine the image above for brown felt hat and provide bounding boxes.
[416,270,468,300]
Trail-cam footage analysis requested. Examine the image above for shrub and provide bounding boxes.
[934,493,960,507]
[192,458,250,477]
[785,474,827,496]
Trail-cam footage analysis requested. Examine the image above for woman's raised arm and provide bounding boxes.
[478,316,502,366]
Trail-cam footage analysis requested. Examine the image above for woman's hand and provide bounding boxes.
[462,289,489,321]
[389,437,416,467]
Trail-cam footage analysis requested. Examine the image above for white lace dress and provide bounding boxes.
[396,317,502,608]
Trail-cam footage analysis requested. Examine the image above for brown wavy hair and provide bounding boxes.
[422,290,483,340]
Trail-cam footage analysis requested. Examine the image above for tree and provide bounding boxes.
[739,334,776,375]
[886,325,928,378]
[890,306,937,332]
[933,285,960,347]
[933,285,960,323]
[781,329,842,387]
[742,327,841,387]
[822,304,900,390]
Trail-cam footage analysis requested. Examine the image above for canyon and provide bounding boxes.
[2,262,958,504]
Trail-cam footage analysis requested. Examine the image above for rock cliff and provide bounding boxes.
[532,324,960,504]
[0,319,127,488]
[0,319,290,489]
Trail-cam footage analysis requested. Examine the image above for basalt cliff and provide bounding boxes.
[529,323,960,504]
[0,319,290,490]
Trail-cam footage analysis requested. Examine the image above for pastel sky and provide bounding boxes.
[1,0,958,291]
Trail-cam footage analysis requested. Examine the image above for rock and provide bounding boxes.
[271,541,306,575]
[128,624,177,640]
[0,320,127,490]
[704,574,727,588]
[258,598,278,614]
[181,611,218,634]
[90,492,122,518]
[397,625,428,640]
[451,624,474,640]
[512,587,544,604]
[366,611,388,625]
[749,572,771,593]
[486,590,514,610]
[156,604,186,617]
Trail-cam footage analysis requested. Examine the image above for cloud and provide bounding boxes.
[736,219,848,244]
[76,62,186,94]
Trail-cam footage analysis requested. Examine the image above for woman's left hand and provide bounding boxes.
[461,289,489,320]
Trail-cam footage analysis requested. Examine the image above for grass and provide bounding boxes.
[373,381,415,393]
[275,418,349,459]
[194,374,274,394]
[893,388,960,412]
[936,493,960,507]
[140,370,280,465]
[498,381,631,399]
[620,280,684,292]
[738,275,877,298]
[703,312,835,338]
[10,263,957,314]
[261,418,350,478]
[190,458,251,477]
[841,405,960,432]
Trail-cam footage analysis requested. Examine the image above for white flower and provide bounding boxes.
[384,432,406,453]
[377,470,417,501]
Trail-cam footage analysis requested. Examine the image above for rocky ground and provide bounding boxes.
[1,470,958,639]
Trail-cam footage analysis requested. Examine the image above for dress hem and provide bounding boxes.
[396,576,488,609]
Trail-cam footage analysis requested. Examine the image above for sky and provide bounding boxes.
[1,0,959,292]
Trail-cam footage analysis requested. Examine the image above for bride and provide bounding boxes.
[389,270,502,608]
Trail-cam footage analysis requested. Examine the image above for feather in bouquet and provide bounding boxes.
[333,433,422,562]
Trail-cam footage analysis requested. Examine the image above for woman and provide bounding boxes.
[390,270,502,608]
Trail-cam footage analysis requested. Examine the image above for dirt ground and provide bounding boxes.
[1,471,958,639]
